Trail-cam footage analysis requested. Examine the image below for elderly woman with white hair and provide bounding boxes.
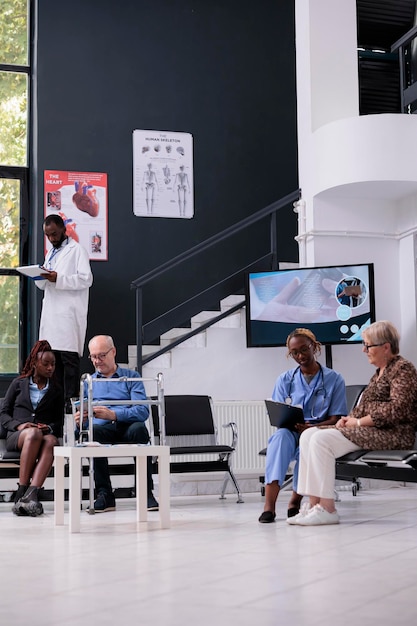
[289,320,417,526]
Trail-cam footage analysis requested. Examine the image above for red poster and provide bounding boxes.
[44,170,108,261]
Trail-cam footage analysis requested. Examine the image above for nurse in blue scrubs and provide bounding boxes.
[258,328,347,524]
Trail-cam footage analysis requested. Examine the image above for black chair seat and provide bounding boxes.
[336,450,367,463]
[170,445,234,455]
[0,451,21,461]
[0,437,21,462]
[361,450,417,463]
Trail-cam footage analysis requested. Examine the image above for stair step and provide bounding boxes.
[191,310,221,324]
[191,310,243,330]
[220,295,245,311]
[160,327,193,341]
[143,353,172,369]
[129,351,171,370]
[130,294,244,370]
[128,345,160,358]
[161,333,206,349]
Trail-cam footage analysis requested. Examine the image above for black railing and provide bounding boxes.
[131,189,300,369]
[391,24,417,113]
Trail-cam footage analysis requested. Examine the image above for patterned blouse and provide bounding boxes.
[332,356,417,450]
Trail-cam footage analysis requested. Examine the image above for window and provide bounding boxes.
[0,0,30,376]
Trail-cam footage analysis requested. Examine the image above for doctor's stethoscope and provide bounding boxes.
[284,364,327,420]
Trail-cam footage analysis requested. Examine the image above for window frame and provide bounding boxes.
[0,1,32,391]
[0,172,30,388]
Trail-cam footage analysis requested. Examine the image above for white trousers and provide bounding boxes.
[297,427,361,499]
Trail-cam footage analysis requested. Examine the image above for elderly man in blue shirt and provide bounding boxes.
[75,334,158,512]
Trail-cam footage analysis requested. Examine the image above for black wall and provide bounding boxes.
[33,0,298,365]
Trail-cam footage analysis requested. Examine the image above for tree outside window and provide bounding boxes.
[0,0,29,375]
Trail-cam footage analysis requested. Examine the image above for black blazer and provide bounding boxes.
[0,377,64,438]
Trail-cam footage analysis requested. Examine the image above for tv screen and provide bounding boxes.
[246,263,375,347]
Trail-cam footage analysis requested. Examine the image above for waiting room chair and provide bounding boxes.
[151,395,243,503]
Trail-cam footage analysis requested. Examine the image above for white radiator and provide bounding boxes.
[167,401,274,474]
[213,401,274,473]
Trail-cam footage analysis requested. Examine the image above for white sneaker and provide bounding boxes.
[296,504,339,526]
[286,502,311,525]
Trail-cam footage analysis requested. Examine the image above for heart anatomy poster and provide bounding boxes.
[44,170,108,261]
[133,129,194,219]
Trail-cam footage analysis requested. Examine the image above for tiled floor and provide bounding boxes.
[1,485,417,626]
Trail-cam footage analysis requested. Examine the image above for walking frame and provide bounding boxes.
[72,372,165,513]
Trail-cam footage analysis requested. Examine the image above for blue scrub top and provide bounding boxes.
[272,364,347,423]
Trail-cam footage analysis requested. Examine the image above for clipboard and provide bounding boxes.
[16,265,51,280]
[265,399,305,431]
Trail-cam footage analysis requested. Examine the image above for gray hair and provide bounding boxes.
[363,321,400,355]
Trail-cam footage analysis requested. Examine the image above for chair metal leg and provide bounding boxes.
[219,473,228,500]
[219,468,244,503]
[280,476,293,491]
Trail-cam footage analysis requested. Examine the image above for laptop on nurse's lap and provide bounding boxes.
[264,399,305,432]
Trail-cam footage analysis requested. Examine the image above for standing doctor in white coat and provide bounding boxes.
[37,214,93,410]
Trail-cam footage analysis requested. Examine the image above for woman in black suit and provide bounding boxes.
[0,340,64,516]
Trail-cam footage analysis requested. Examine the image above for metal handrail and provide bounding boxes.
[131,190,299,289]
[131,189,300,369]
[391,25,417,113]
[391,24,417,52]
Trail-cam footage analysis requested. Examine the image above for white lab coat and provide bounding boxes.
[36,237,93,355]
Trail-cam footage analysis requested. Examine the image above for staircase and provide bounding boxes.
[130,189,300,371]
[127,293,282,405]
[128,295,246,375]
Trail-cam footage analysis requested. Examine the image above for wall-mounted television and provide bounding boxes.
[246,263,375,347]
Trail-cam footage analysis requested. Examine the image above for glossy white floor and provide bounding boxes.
[1,484,417,626]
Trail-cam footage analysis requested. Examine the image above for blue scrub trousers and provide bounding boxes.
[264,428,300,490]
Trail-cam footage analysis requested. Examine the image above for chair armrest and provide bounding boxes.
[222,421,238,449]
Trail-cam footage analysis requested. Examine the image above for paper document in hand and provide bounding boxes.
[16,265,51,280]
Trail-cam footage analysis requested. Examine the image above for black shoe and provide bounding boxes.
[147,493,159,511]
[93,491,116,513]
[258,511,276,524]
[13,484,29,501]
[17,486,44,517]
[287,507,300,518]
[12,484,29,516]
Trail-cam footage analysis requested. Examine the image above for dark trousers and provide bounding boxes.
[54,350,80,404]
[92,421,154,496]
